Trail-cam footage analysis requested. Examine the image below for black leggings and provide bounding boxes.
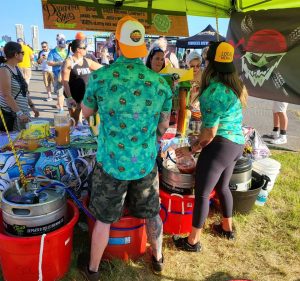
[192,137,243,228]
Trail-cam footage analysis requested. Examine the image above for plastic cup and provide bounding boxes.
[54,113,75,148]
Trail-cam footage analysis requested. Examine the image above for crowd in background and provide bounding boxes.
[0,15,288,279]
[0,31,209,132]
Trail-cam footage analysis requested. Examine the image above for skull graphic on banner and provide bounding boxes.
[242,30,287,87]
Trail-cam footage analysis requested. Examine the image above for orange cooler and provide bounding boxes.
[83,197,147,261]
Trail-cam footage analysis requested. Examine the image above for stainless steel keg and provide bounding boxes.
[1,178,67,236]
[161,165,195,195]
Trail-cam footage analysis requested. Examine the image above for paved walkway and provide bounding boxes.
[243,97,300,152]
[28,70,300,152]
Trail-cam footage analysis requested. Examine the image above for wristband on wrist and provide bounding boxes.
[16,110,23,117]
[191,141,201,153]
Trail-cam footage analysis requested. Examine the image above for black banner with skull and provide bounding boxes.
[227,9,300,105]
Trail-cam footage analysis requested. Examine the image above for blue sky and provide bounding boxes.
[0,0,229,49]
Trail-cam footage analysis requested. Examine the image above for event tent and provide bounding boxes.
[176,25,226,49]
[47,0,300,18]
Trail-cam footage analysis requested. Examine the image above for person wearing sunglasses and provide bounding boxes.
[186,50,203,123]
[37,41,54,102]
[62,39,101,125]
[145,47,165,73]
[0,41,39,131]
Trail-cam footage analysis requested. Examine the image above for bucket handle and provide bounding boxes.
[160,204,168,224]
[110,223,145,231]
[11,208,31,216]
[168,193,184,214]
[261,174,271,189]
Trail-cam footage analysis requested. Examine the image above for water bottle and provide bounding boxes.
[255,186,268,206]
[255,174,271,206]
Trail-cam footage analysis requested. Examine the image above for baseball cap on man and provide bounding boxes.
[58,39,66,48]
[115,16,147,58]
[56,33,66,41]
[207,41,235,73]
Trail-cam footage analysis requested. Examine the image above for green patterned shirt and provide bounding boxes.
[200,80,245,144]
[83,56,173,180]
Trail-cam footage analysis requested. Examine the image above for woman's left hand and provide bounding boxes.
[175,146,192,158]
[32,107,39,117]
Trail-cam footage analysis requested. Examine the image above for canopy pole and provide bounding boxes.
[215,6,220,41]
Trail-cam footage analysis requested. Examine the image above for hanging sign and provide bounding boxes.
[227,9,300,105]
[41,0,189,36]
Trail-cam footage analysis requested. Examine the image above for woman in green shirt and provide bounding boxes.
[173,41,248,251]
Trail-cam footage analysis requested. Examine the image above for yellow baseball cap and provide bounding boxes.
[115,16,147,59]
[207,41,235,73]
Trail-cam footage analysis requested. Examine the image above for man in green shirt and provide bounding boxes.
[80,16,172,280]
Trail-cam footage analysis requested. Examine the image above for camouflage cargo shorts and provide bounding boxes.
[89,163,160,224]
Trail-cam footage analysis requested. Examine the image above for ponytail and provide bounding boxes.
[67,43,72,58]
[0,56,7,64]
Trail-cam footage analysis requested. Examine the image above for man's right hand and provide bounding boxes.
[67,97,77,108]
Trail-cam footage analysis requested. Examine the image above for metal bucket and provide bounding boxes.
[1,178,67,236]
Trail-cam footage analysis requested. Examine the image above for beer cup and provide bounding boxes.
[54,113,75,148]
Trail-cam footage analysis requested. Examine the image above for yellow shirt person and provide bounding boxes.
[17,38,34,85]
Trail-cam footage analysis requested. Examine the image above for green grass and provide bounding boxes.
[1,150,300,281]
[64,150,300,281]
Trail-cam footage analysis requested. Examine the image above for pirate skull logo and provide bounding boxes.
[242,29,287,87]
[240,15,300,94]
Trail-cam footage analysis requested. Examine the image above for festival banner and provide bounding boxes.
[41,0,189,36]
[227,9,300,105]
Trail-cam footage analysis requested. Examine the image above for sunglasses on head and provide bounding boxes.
[150,47,164,56]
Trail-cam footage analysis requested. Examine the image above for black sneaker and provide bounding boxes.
[212,223,235,240]
[77,252,101,281]
[151,254,164,275]
[172,235,202,252]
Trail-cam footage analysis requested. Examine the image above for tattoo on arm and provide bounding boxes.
[158,112,170,123]
[156,111,170,137]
